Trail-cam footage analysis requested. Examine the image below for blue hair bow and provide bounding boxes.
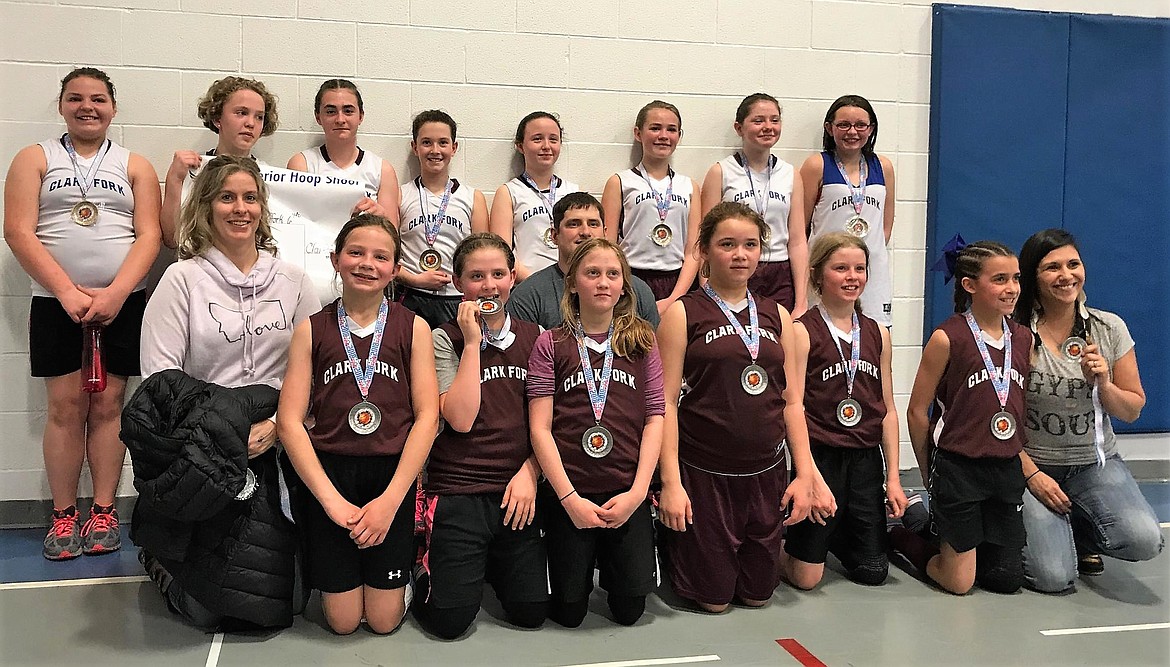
[929,233,967,284]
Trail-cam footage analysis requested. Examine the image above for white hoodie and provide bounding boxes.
[141,247,321,390]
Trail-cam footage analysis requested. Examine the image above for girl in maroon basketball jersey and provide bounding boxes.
[413,232,549,638]
[528,238,665,627]
[278,214,439,634]
[657,201,832,613]
[781,232,907,590]
[891,240,1031,595]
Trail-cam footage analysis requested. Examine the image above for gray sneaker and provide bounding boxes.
[81,504,121,555]
[43,507,83,561]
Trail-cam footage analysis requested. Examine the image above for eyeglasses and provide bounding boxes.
[832,121,872,132]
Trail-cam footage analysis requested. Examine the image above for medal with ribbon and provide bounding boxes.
[337,298,389,435]
[62,134,112,227]
[576,322,616,458]
[819,306,863,426]
[702,283,767,395]
[739,152,773,221]
[833,154,869,237]
[418,178,453,272]
[637,164,675,246]
[964,311,1016,441]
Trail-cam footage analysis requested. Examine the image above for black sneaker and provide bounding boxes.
[1078,554,1104,576]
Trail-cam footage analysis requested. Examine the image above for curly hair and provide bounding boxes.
[197,76,279,137]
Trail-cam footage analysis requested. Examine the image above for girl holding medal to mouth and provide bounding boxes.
[413,232,549,639]
[527,238,665,628]
[657,202,831,613]
[701,93,808,315]
[781,232,907,590]
[891,241,1032,595]
[161,76,278,248]
[278,214,439,635]
[287,79,400,222]
[1011,229,1160,593]
[5,67,161,561]
[799,95,895,327]
[398,110,489,328]
[602,100,702,317]
[490,111,580,281]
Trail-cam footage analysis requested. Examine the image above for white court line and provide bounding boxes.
[205,632,224,667]
[558,656,720,667]
[0,575,148,591]
[1041,622,1170,636]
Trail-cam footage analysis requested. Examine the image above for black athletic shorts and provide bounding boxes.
[785,444,888,568]
[929,448,1025,553]
[297,451,416,593]
[29,290,146,378]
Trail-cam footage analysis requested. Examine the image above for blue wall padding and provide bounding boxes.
[927,4,1170,432]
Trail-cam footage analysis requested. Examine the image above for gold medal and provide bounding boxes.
[419,248,442,272]
[845,215,869,237]
[542,227,557,249]
[71,200,98,226]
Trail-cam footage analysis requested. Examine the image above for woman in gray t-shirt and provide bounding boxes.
[1013,229,1162,593]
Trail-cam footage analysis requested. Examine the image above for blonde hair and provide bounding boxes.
[808,232,870,316]
[177,156,277,260]
[197,76,279,137]
[558,238,655,358]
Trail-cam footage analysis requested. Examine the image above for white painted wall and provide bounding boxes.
[1,0,1166,501]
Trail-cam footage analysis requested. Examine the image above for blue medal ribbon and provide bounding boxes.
[336,298,389,401]
[575,323,615,425]
[62,134,112,201]
[418,178,454,249]
[818,306,861,397]
[832,154,868,217]
[963,311,1013,412]
[635,164,674,222]
[521,172,558,213]
[739,151,773,221]
[701,283,760,363]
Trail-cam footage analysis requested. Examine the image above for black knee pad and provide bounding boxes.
[550,599,589,628]
[848,555,889,586]
[976,544,1024,594]
[607,594,646,626]
[413,602,478,640]
[502,600,548,629]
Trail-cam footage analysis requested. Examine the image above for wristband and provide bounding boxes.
[1024,470,1041,483]
[558,489,577,502]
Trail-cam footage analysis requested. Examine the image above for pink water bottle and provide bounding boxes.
[81,324,106,393]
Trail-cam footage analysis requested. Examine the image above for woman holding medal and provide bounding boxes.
[657,202,829,612]
[287,79,400,222]
[413,232,548,639]
[5,67,161,560]
[1011,229,1160,593]
[161,76,278,247]
[140,155,318,627]
[890,241,1032,595]
[278,214,439,635]
[527,238,664,627]
[781,232,907,590]
[602,100,702,316]
[489,111,580,281]
[701,93,808,314]
[398,110,489,328]
[799,95,895,327]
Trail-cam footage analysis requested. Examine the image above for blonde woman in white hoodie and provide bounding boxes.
[138,155,319,628]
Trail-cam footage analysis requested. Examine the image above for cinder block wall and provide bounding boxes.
[1,0,1167,502]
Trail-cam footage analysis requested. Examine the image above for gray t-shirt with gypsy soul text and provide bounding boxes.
[1024,307,1134,466]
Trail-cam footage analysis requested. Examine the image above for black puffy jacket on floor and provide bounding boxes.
[123,369,297,630]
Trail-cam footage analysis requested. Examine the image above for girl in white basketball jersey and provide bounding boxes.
[5,68,161,560]
[799,95,896,327]
[602,100,702,316]
[701,93,808,316]
[397,110,489,328]
[287,79,400,224]
[161,76,278,247]
[490,112,580,282]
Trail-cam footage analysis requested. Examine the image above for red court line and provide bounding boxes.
[776,638,827,667]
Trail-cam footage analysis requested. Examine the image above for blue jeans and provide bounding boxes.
[1021,454,1163,593]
